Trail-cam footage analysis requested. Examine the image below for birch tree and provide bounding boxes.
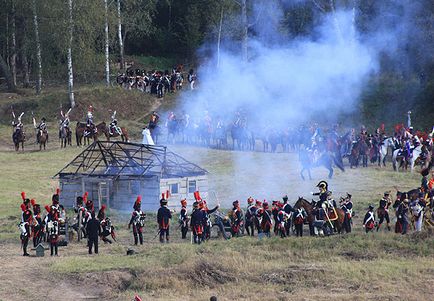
[104,0,110,86]
[10,0,17,86]
[117,0,124,70]
[32,0,42,94]
[67,0,75,107]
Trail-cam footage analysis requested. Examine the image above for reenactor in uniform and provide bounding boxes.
[376,192,392,231]
[45,206,60,256]
[363,205,376,233]
[157,194,172,243]
[230,200,242,237]
[190,201,204,244]
[276,203,289,238]
[282,195,294,236]
[200,199,219,241]
[19,192,32,256]
[396,195,409,234]
[128,196,146,245]
[340,193,353,233]
[179,199,189,239]
[259,201,272,238]
[271,201,280,235]
[86,211,100,254]
[84,105,96,137]
[34,117,47,144]
[244,197,257,236]
[98,205,115,244]
[109,111,122,136]
[313,181,329,209]
[31,199,43,247]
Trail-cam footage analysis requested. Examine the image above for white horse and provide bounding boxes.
[378,137,395,167]
[392,144,422,172]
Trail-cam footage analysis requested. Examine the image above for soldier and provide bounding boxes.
[293,206,307,237]
[84,105,96,137]
[34,117,47,143]
[340,193,353,233]
[157,194,172,243]
[109,111,122,136]
[201,200,219,241]
[282,195,294,236]
[396,195,409,235]
[363,205,376,233]
[179,199,189,239]
[258,201,272,238]
[377,192,392,231]
[190,201,204,244]
[276,203,289,238]
[230,200,243,237]
[244,197,257,236]
[31,199,43,247]
[12,112,24,136]
[98,205,115,244]
[393,192,403,233]
[45,206,60,256]
[128,196,146,245]
[312,181,329,209]
[271,201,279,235]
[410,192,426,232]
[19,192,32,256]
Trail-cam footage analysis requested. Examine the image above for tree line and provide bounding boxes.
[0,0,433,109]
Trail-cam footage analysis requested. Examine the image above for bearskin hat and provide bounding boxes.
[263,201,269,210]
[21,191,26,201]
[368,204,374,210]
[255,200,262,207]
[233,200,239,207]
[86,199,94,211]
[76,196,83,206]
[247,197,254,204]
[193,201,199,208]
[193,191,202,201]
[33,204,41,215]
[30,199,36,207]
[346,193,352,199]
[316,180,328,190]
[282,195,289,203]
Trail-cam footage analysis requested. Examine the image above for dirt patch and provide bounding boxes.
[71,269,134,292]
[339,251,378,261]
[187,260,237,288]
[260,265,326,288]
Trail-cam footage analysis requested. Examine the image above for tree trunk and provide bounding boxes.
[32,0,42,94]
[117,0,124,70]
[104,0,110,86]
[0,54,16,92]
[329,0,344,44]
[241,0,248,62]
[10,0,17,86]
[22,52,30,88]
[217,6,224,68]
[68,0,75,107]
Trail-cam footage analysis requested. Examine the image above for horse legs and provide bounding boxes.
[309,222,315,236]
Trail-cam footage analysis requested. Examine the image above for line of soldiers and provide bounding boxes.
[363,187,434,234]
[18,189,66,256]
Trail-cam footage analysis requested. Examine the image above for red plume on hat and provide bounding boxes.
[20,204,26,212]
[165,190,170,200]
[21,191,26,201]
[44,205,50,212]
[136,195,142,204]
[83,192,88,202]
[194,191,201,201]
[100,204,106,211]
[161,193,166,200]
[30,199,36,206]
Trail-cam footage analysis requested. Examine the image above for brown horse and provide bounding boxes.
[75,122,98,146]
[96,122,129,142]
[12,128,25,151]
[59,125,72,148]
[37,130,48,150]
[294,197,345,235]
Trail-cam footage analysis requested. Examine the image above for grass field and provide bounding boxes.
[0,137,432,300]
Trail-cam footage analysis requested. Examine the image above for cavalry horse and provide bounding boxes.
[97,122,129,142]
[75,122,98,146]
[12,128,25,151]
[294,197,345,236]
[299,150,345,180]
[378,137,395,167]
[59,125,72,148]
[231,124,255,151]
[350,138,370,168]
[37,129,48,151]
[392,144,422,172]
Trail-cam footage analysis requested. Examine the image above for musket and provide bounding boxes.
[152,229,161,240]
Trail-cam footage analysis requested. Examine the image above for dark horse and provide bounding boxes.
[299,150,345,180]
[97,122,129,142]
[59,125,72,148]
[294,197,346,236]
[13,128,25,151]
[75,122,98,146]
[231,124,255,151]
[37,129,48,150]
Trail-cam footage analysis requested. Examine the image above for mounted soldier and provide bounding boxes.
[128,196,146,245]
[34,117,47,144]
[59,108,72,144]
[109,110,122,136]
[12,111,25,150]
[84,105,97,137]
[312,180,329,209]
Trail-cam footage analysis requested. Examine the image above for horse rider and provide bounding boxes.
[312,180,329,209]
[363,205,376,233]
[109,110,122,136]
[128,196,146,245]
[12,112,25,137]
[188,69,196,90]
[85,105,96,137]
[375,192,392,231]
[60,108,71,132]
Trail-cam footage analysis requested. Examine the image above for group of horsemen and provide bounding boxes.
[11,105,124,145]
[18,174,434,257]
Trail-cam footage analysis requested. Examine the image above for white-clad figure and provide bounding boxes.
[142,127,154,145]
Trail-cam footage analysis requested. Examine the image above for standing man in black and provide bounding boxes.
[157,195,172,243]
[86,211,100,254]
